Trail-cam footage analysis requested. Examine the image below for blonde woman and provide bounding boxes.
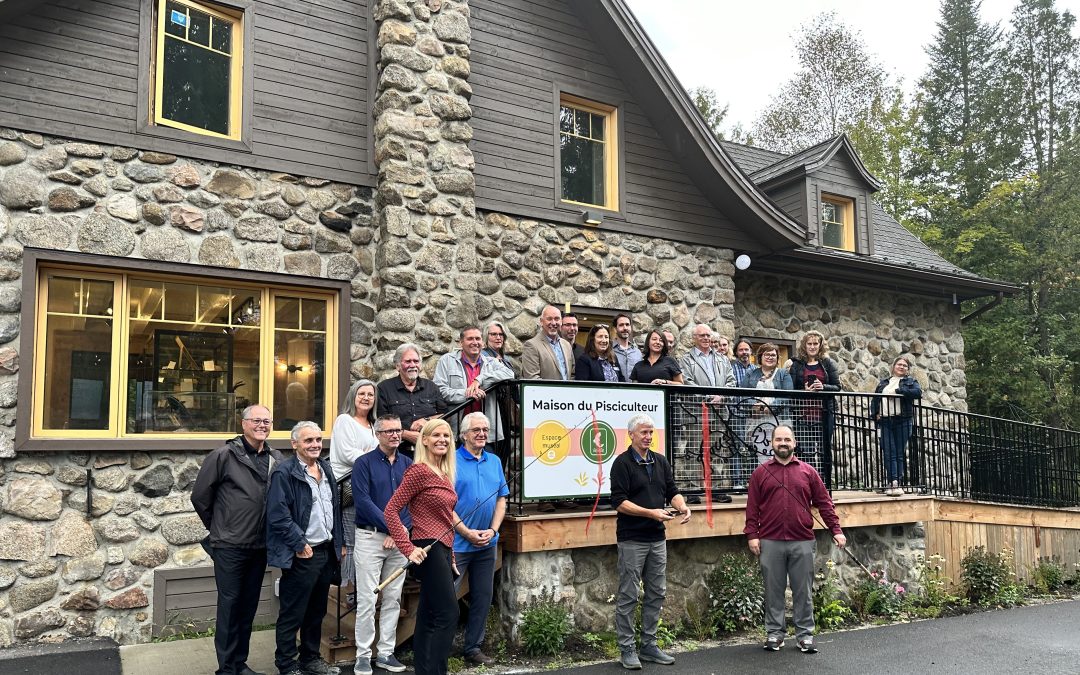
[384,419,458,675]
[788,331,841,489]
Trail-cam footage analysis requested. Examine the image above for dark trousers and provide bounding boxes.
[274,543,335,672]
[212,546,267,675]
[412,540,459,675]
[880,416,913,484]
[453,545,497,656]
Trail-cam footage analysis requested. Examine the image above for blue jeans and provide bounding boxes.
[880,416,913,484]
[453,545,497,656]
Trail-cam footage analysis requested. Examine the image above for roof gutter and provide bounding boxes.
[961,291,1006,324]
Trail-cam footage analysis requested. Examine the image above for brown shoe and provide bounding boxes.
[465,650,494,665]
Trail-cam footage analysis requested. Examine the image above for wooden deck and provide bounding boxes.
[501,491,935,552]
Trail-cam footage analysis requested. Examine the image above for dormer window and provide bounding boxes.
[821,194,854,252]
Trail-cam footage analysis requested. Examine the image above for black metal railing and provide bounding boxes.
[474,379,1080,510]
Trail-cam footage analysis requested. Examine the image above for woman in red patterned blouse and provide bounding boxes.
[384,418,459,675]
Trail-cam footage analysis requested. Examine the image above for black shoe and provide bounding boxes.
[715,493,733,503]
[537,502,556,513]
[464,650,494,665]
[764,636,783,651]
[555,500,576,509]
[686,495,701,505]
[239,668,266,675]
[300,658,340,675]
[798,637,817,654]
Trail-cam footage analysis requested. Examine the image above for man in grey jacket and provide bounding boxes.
[192,404,284,675]
[433,325,515,442]
[677,325,736,503]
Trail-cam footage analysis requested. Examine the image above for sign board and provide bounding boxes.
[520,383,666,500]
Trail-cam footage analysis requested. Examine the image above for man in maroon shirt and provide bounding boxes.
[744,425,846,655]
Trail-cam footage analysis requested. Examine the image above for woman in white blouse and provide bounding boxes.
[329,378,378,598]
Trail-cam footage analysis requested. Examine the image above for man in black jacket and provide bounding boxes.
[609,414,691,670]
[192,404,284,675]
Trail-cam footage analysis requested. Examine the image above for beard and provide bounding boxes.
[773,445,794,460]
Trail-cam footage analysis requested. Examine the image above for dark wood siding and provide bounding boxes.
[808,156,871,253]
[469,0,736,245]
[767,180,808,231]
[0,0,373,186]
[153,565,280,637]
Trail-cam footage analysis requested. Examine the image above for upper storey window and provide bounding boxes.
[153,0,243,139]
[821,194,855,252]
[559,95,619,210]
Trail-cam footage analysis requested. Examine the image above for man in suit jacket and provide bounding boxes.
[679,324,736,388]
[522,305,575,380]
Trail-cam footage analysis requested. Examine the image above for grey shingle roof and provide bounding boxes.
[720,140,988,281]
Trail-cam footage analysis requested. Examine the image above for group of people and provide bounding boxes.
[192,400,506,675]
[189,306,920,675]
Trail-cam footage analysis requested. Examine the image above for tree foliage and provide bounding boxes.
[689,86,753,144]
[753,12,890,154]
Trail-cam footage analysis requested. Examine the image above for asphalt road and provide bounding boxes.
[540,599,1080,675]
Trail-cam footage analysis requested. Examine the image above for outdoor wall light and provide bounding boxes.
[735,254,752,270]
[582,210,603,226]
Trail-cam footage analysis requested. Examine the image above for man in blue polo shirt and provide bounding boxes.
[351,414,412,674]
[452,412,508,666]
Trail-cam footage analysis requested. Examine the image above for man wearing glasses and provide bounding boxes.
[192,405,284,675]
[350,414,412,674]
[452,412,508,667]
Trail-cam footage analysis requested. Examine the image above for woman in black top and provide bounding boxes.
[788,330,841,488]
[575,324,624,382]
[630,330,684,385]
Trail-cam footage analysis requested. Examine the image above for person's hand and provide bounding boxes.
[748,538,761,556]
[452,562,460,577]
[708,394,723,405]
[408,548,427,565]
[382,535,396,550]
[651,378,666,385]
[678,508,691,525]
[465,382,486,400]
[833,533,847,548]
[297,544,313,559]
[651,508,674,522]
[811,380,824,391]
[341,546,347,559]
[402,430,420,445]
[410,418,427,431]
[476,528,494,545]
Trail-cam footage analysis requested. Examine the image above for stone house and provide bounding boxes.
[0,0,1012,647]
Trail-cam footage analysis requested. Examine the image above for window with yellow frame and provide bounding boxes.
[153,0,243,140]
[32,267,337,440]
[559,94,619,210]
[820,194,855,252]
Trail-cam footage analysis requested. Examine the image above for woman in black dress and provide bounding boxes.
[629,330,684,385]
[575,324,624,382]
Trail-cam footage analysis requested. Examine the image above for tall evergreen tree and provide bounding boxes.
[917,0,1010,209]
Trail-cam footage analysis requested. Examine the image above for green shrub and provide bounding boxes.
[681,597,715,641]
[1033,557,1066,594]
[519,588,572,657]
[813,560,854,630]
[704,553,763,633]
[914,554,963,610]
[960,546,1021,607]
[849,568,906,620]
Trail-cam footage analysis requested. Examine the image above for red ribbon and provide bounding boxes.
[585,408,604,536]
[702,402,714,529]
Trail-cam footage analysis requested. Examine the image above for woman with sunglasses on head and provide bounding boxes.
[629,330,684,385]
[788,331,841,489]
[743,344,794,466]
[481,320,517,377]
[575,324,624,382]
[870,356,923,496]
[329,379,378,604]
[384,419,459,675]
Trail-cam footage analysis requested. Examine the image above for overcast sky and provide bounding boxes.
[624,0,1080,130]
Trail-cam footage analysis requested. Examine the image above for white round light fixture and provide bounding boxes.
[735,254,752,270]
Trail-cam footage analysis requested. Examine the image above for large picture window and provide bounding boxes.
[31,265,338,441]
[559,94,619,210]
[153,0,243,139]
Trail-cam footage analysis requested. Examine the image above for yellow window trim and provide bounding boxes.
[821,194,855,252]
[560,93,619,211]
[152,0,244,141]
[31,264,338,441]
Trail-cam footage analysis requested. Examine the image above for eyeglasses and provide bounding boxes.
[468,428,490,435]
[488,332,504,338]
[377,428,404,435]
[244,418,272,427]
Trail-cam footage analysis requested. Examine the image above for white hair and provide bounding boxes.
[626,414,655,433]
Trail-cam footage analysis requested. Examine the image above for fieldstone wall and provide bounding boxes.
[498,523,927,643]
[735,272,966,410]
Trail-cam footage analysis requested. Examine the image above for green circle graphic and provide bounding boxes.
[580,420,616,463]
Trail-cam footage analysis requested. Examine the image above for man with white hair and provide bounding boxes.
[377,343,447,456]
[452,412,508,666]
[609,414,691,670]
